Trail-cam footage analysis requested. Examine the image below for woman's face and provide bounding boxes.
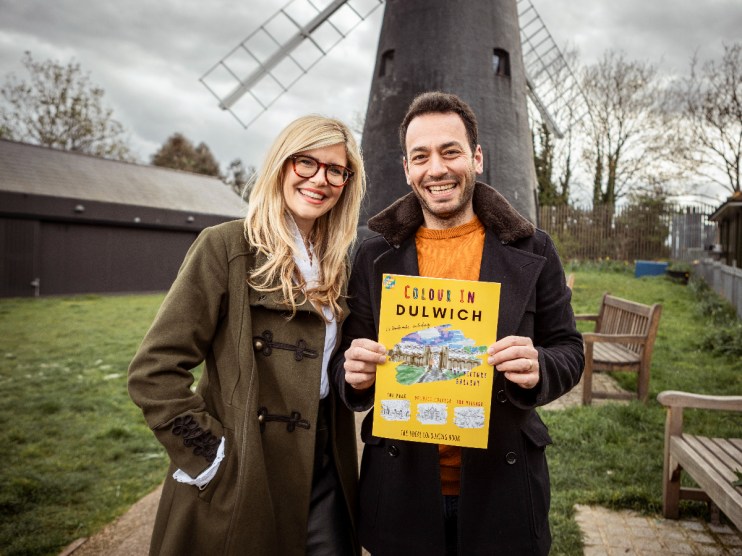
[282,142,347,235]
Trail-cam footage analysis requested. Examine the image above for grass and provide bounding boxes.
[0,294,169,556]
[0,268,740,555]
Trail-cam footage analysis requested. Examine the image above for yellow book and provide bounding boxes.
[373,274,501,449]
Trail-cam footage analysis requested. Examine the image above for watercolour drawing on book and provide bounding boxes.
[374,274,501,448]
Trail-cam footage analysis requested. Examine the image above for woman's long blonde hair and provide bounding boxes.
[245,115,366,320]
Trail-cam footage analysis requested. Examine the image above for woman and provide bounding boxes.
[128,115,366,556]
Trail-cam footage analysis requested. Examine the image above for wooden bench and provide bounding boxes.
[577,293,662,405]
[658,390,742,530]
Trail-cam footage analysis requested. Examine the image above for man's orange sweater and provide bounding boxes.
[415,216,485,496]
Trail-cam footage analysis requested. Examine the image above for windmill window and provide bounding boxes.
[380,49,394,77]
[493,48,510,77]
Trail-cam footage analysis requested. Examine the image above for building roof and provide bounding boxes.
[709,191,742,222]
[0,139,245,217]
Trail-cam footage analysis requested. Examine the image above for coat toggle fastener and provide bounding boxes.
[253,330,318,361]
[257,407,311,433]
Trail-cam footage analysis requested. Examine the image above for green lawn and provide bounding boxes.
[0,269,740,555]
[0,294,169,556]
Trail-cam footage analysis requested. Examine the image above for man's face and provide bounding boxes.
[403,112,483,229]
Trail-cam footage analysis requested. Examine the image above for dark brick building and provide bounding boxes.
[0,140,245,297]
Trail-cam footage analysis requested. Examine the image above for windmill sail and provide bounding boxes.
[202,0,590,225]
[200,0,383,128]
[517,0,590,138]
[201,0,587,139]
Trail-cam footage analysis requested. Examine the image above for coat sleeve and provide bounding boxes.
[507,232,584,409]
[331,241,378,412]
[128,225,229,478]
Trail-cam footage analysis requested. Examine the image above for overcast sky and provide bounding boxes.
[1,0,740,200]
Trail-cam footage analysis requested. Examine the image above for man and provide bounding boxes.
[333,92,584,555]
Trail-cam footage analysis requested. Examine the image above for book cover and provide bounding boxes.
[373,274,501,449]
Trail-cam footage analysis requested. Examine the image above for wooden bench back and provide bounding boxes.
[595,294,662,355]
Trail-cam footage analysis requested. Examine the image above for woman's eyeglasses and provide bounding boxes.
[289,154,353,188]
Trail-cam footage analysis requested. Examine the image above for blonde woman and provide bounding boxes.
[128,115,366,556]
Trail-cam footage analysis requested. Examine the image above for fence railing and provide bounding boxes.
[694,259,742,320]
[538,203,717,262]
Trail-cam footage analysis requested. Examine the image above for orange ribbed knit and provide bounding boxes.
[415,216,485,496]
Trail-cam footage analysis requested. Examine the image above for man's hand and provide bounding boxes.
[344,338,387,390]
[487,336,540,389]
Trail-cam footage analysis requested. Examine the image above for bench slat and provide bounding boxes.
[686,436,739,483]
[718,438,742,470]
[670,436,742,530]
[593,343,640,364]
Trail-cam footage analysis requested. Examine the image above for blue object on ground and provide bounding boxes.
[635,260,668,278]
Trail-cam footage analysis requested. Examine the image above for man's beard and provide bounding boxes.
[414,167,477,224]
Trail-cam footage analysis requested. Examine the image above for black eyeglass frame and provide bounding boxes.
[288,154,354,188]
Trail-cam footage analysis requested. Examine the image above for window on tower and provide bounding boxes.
[380,49,395,77]
[493,48,510,77]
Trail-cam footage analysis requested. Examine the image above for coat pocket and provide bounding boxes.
[197,429,233,504]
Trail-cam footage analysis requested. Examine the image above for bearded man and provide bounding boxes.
[332,91,584,556]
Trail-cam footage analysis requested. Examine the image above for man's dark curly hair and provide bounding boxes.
[398,91,479,155]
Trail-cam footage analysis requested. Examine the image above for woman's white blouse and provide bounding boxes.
[291,222,337,400]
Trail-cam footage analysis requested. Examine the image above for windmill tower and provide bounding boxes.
[361,0,536,225]
[200,0,588,228]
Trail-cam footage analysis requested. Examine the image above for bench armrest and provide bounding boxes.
[657,391,742,412]
[583,332,648,345]
[575,314,598,322]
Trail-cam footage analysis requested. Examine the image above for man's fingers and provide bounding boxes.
[486,335,540,389]
[346,339,387,364]
[487,345,536,367]
[351,337,387,354]
[343,338,387,390]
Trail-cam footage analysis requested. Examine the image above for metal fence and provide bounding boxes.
[537,203,717,262]
[695,259,742,320]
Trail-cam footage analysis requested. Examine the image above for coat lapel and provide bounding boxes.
[479,230,545,339]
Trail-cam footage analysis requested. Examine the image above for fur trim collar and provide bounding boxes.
[367,182,535,246]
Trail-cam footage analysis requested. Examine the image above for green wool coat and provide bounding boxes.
[128,220,359,556]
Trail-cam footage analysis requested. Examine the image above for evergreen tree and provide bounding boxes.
[151,133,220,177]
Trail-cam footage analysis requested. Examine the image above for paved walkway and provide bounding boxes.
[60,374,741,555]
[576,504,742,555]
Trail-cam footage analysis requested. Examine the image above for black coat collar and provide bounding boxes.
[367,182,535,246]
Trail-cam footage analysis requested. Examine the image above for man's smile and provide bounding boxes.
[426,183,457,194]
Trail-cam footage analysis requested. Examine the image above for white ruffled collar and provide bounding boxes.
[287,213,319,290]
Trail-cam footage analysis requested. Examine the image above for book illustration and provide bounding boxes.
[454,406,486,429]
[388,324,486,385]
[380,399,411,422]
[416,403,447,425]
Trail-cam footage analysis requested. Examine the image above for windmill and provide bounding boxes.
[201,0,588,227]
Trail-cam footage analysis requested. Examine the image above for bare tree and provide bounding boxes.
[0,51,133,160]
[670,43,742,196]
[224,158,256,198]
[580,50,670,206]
